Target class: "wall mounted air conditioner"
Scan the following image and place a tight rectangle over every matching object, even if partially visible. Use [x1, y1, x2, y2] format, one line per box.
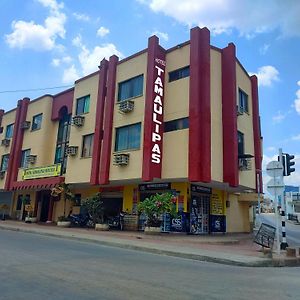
[113, 153, 130, 166]
[72, 115, 85, 127]
[66, 146, 78, 156]
[21, 121, 31, 129]
[26, 155, 37, 164]
[1, 139, 10, 147]
[119, 100, 134, 113]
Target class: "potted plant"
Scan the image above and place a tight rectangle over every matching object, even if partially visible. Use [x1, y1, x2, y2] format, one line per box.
[83, 193, 108, 231]
[138, 193, 177, 234]
[51, 183, 75, 216]
[57, 215, 71, 227]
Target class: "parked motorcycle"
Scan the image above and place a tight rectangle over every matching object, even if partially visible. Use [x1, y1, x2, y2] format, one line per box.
[68, 213, 94, 228]
[108, 212, 124, 230]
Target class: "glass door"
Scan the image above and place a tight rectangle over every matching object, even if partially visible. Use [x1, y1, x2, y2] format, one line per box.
[190, 194, 210, 234]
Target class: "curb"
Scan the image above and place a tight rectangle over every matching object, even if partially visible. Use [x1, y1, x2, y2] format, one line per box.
[0, 224, 287, 268]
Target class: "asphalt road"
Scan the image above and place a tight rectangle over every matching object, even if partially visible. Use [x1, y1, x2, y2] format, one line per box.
[0, 230, 299, 300]
[257, 213, 300, 245]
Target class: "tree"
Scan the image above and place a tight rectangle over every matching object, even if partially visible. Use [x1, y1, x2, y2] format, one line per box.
[82, 193, 105, 224]
[138, 193, 177, 227]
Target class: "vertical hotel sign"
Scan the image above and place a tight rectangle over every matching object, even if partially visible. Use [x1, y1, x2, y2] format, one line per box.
[142, 36, 166, 181]
[151, 57, 165, 164]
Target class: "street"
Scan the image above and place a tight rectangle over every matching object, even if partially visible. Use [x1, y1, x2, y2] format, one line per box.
[257, 213, 300, 245]
[0, 230, 299, 300]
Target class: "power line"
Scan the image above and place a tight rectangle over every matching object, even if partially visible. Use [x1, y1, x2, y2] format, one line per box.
[0, 85, 73, 94]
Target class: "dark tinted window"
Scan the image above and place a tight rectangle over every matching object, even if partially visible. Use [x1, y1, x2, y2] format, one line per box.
[169, 66, 190, 82]
[239, 89, 249, 113]
[238, 131, 244, 156]
[164, 118, 189, 132]
[115, 123, 141, 151]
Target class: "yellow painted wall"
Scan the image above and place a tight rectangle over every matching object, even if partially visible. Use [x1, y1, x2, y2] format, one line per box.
[171, 182, 188, 212]
[210, 49, 223, 182]
[17, 96, 58, 181]
[65, 73, 99, 184]
[236, 63, 256, 190]
[123, 184, 138, 212]
[109, 53, 147, 181]
[162, 130, 188, 179]
[0, 109, 16, 189]
[164, 45, 190, 121]
[226, 193, 250, 232]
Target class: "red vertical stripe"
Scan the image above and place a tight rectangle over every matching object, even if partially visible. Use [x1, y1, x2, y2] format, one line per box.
[4, 100, 23, 190]
[142, 36, 166, 181]
[90, 58, 109, 185]
[99, 55, 118, 185]
[188, 27, 211, 183]
[9, 98, 30, 189]
[251, 75, 263, 193]
[222, 43, 238, 187]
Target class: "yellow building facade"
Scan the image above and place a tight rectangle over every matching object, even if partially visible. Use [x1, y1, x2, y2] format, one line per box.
[0, 27, 262, 233]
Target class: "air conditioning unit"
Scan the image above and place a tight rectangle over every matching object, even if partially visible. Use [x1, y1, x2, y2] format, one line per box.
[119, 100, 134, 113]
[113, 153, 130, 166]
[26, 155, 37, 164]
[21, 121, 31, 129]
[236, 105, 244, 116]
[72, 115, 85, 127]
[1, 139, 10, 147]
[0, 170, 5, 179]
[66, 146, 78, 156]
[238, 158, 252, 171]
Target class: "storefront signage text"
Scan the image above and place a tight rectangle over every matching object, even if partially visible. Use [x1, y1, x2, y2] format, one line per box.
[139, 182, 171, 191]
[22, 163, 62, 180]
[191, 184, 212, 194]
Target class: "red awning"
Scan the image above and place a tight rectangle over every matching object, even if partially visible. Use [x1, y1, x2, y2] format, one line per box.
[10, 177, 64, 191]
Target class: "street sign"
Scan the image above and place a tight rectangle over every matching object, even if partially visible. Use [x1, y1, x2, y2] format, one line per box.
[267, 178, 284, 196]
[266, 161, 283, 177]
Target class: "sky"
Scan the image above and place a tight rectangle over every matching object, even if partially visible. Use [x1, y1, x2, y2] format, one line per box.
[0, 0, 299, 191]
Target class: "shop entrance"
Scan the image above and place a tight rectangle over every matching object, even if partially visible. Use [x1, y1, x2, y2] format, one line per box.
[190, 194, 210, 234]
[102, 197, 123, 219]
[39, 191, 51, 222]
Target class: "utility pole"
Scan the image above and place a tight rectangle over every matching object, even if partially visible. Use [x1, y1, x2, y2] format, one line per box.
[279, 149, 288, 250]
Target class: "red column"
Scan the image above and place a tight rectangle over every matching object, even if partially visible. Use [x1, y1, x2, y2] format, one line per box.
[90, 58, 109, 185]
[222, 43, 239, 187]
[188, 27, 211, 183]
[251, 75, 263, 193]
[99, 55, 119, 185]
[9, 98, 30, 189]
[142, 36, 166, 181]
[5, 100, 23, 190]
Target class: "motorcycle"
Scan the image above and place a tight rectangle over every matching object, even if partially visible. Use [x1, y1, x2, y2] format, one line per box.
[108, 212, 125, 230]
[68, 212, 94, 228]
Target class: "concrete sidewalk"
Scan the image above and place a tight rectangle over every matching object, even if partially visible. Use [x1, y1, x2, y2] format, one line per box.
[0, 220, 299, 267]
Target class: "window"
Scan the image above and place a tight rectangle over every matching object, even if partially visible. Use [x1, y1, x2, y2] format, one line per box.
[81, 134, 94, 158]
[32, 113, 43, 131]
[164, 118, 189, 132]
[0, 154, 9, 171]
[5, 124, 14, 139]
[20, 149, 31, 169]
[115, 123, 141, 151]
[239, 89, 249, 113]
[118, 75, 143, 101]
[237, 131, 245, 157]
[76, 95, 90, 115]
[169, 66, 190, 82]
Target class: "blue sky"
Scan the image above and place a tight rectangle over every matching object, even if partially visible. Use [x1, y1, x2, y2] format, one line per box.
[0, 0, 299, 189]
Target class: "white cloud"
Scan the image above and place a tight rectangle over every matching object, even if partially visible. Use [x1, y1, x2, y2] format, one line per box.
[292, 134, 300, 141]
[250, 66, 279, 87]
[73, 12, 90, 22]
[272, 111, 286, 124]
[294, 81, 300, 115]
[51, 55, 72, 67]
[5, 0, 66, 51]
[152, 31, 169, 41]
[97, 26, 110, 37]
[62, 65, 79, 84]
[72, 34, 83, 47]
[139, 0, 300, 37]
[259, 44, 270, 55]
[266, 146, 276, 152]
[78, 44, 123, 75]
